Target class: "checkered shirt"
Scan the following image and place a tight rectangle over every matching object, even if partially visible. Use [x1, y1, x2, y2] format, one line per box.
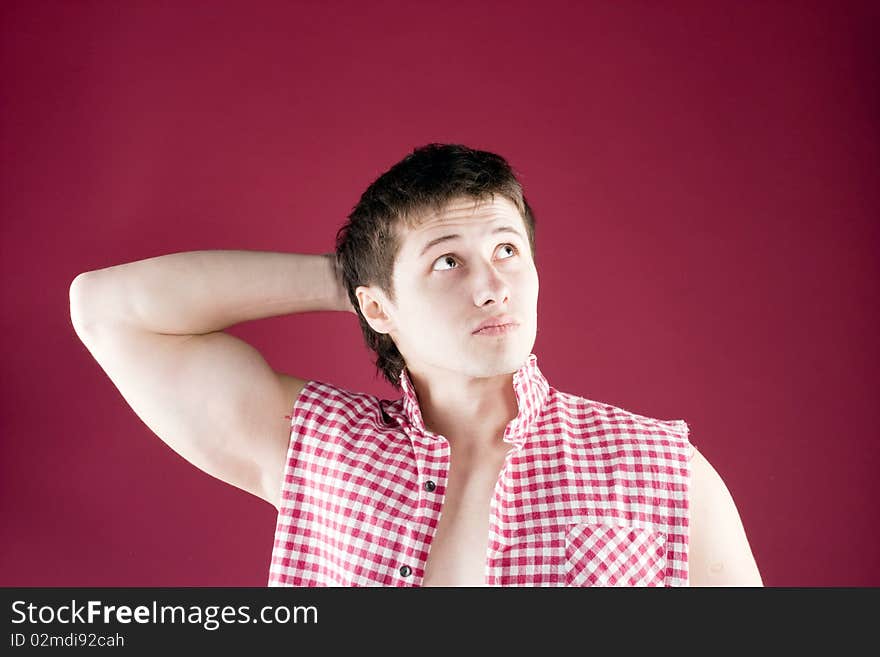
[268, 353, 693, 586]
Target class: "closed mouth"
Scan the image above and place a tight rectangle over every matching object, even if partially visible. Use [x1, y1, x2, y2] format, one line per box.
[473, 322, 518, 334]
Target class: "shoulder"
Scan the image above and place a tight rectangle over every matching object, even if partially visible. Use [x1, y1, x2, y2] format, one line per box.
[558, 392, 693, 453]
[688, 448, 764, 586]
[573, 393, 687, 433]
[286, 378, 378, 418]
[284, 378, 400, 442]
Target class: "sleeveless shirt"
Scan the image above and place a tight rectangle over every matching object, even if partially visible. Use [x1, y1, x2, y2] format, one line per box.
[268, 353, 693, 586]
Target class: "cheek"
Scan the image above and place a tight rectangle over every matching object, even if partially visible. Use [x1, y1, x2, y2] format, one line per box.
[512, 268, 538, 293]
[526, 267, 539, 291]
[409, 295, 459, 332]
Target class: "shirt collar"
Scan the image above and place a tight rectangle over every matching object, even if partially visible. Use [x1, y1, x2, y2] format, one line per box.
[395, 352, 550, 447]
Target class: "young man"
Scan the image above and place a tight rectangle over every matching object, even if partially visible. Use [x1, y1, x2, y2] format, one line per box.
[69, 143, 763, 587]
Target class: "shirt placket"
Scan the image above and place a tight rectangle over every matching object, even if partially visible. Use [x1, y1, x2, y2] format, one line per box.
[395, 432, 450, 587]
[484, 433, 525, 586]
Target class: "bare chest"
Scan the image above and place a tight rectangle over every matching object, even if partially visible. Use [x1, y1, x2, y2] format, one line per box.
[421, 446, 512, 587]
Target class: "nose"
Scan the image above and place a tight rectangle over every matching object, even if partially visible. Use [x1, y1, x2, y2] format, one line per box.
[472, 262, 511, 307]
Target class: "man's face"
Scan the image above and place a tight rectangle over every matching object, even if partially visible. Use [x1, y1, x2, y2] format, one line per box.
[356, 195, 539, 382]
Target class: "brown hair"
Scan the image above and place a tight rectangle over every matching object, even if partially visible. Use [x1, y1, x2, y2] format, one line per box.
[334, 143, 537, 390]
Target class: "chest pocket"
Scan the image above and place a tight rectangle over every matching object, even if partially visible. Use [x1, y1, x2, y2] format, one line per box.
[563, 522, 667, 587]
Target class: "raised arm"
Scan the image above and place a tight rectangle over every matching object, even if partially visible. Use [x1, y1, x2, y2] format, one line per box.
[69, 250, 355, 510]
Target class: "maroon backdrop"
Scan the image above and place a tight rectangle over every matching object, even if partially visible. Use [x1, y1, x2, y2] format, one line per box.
[1, 1, 877, 586]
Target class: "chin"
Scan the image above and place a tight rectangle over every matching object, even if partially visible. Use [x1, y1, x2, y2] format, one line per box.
[470, 347, 528, 375]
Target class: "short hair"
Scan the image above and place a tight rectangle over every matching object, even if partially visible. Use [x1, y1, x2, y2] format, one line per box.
[334, 143, 538, 390]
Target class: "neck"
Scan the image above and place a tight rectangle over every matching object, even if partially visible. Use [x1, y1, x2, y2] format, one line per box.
[407, 366, 520, 451]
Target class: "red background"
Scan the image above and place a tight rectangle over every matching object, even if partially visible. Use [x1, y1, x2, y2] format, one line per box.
[2, 1, 877, 586]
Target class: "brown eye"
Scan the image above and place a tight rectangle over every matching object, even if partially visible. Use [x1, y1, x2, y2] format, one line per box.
[431, 244, 519, 271]
[433, 255, 459, 271]
[499, 244, 518, 258]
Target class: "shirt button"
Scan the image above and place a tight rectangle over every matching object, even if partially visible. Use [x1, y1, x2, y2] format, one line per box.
[423, 480, 436, 492]
[399, 565, 412, 577]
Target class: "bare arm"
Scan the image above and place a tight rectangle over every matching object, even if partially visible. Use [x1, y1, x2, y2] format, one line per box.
[69, 250, 356, 510]
[688, 448, 764, 586]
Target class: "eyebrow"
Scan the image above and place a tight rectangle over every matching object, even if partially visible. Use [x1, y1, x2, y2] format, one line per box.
[418, 225, 526, 258]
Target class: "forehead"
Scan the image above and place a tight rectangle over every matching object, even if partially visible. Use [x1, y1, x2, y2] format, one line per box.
[397, 195, 525, 249]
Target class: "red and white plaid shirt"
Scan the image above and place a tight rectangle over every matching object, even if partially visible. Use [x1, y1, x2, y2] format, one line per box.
[268, 353, 693, 586]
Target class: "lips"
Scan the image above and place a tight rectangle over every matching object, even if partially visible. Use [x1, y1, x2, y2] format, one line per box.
[472, 315, 518, 334]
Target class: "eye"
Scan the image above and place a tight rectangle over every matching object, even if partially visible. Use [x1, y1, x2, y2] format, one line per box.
[498, 244, 518, 259]
[431, 243, 519, 272]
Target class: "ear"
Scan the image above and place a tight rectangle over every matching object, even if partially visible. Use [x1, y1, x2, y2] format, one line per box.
[355, 284, 396, 335]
